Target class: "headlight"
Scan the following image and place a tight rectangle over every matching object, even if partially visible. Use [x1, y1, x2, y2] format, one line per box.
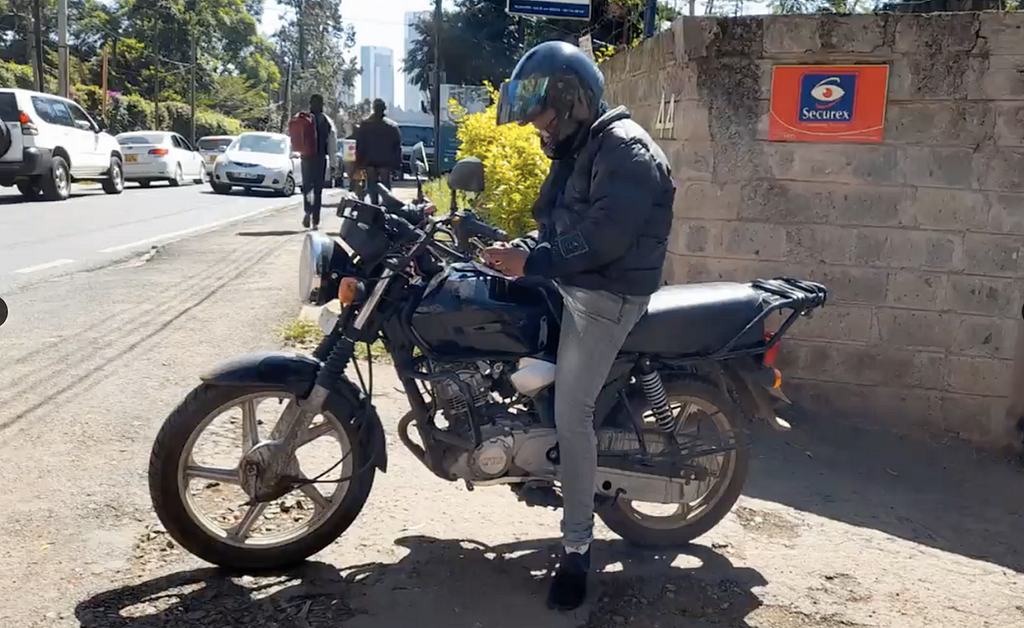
[299, 231, 352, 306]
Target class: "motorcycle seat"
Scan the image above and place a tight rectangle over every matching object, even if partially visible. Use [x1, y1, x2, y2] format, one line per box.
[622, 282, 767, 357]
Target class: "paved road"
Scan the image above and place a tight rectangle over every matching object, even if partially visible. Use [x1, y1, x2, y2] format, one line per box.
[0, 180, 332, 292]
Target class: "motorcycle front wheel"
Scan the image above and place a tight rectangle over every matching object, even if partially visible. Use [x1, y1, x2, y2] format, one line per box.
[597, 377, 750, 547]
[148, 384, 375, 571]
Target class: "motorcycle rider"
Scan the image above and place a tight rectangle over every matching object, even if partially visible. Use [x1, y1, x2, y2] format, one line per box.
[483, 41, 675, 611]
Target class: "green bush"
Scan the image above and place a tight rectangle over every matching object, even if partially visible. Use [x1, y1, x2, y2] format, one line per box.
[0, 62, 36, 89]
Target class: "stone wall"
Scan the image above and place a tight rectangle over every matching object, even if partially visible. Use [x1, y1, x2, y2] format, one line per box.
[601, 12, 1024, 448]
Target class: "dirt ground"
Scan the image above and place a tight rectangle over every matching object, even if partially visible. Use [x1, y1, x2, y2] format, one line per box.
[1, 199, 1023, 628]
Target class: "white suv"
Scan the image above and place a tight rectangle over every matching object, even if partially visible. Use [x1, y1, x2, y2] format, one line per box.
[0, 88, 125, 201]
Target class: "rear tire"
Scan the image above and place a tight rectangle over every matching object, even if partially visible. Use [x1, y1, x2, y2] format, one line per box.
[148, 383, 376, 572]
[194, 168, 206, 184]
[40, 155, 71, 201]
[169, 163, 184, 187]
[596, 378, 749, 548]
[17, 179, 40, 198]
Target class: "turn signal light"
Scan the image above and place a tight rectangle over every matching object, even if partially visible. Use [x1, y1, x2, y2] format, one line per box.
[338, 277, 361, 305]
[148, 148, 169, 156]
[763, 331, 780, 366]
[773, 368, 782, 389]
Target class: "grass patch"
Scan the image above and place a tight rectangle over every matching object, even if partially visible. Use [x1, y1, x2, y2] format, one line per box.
[277, 315, 391, 362]
[278, 318, 323, 348]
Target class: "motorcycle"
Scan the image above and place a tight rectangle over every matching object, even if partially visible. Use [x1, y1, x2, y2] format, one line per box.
[147, 145, 828, 571]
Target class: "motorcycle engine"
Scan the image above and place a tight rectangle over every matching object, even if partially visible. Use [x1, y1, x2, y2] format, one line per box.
[429, 361, 557, 482]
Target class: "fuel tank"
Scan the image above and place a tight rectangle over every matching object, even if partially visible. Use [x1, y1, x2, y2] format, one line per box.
[410, 264, 556, 358]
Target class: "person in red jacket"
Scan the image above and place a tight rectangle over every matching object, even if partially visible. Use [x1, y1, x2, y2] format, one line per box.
[301, 94, 335, 229]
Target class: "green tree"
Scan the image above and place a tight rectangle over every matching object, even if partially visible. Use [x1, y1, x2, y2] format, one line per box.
[273, 0, 358, 120]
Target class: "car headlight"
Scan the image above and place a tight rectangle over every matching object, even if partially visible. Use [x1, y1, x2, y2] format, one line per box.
[299, 231, 353, 306]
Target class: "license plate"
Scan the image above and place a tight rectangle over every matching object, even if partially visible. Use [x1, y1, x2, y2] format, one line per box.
[125, 154, 137, 163]
[231, 171, 259, 180]
[206, 155, 217, 163]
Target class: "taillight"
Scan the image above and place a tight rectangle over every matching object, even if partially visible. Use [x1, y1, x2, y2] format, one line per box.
[763, 331, 780, 366]
[149, 148, 169, 156]
[19, 111, 38, 135]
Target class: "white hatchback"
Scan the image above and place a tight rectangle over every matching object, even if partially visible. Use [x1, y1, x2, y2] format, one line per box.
[116, 131, 206, 187]
[210, 132, 301, 197]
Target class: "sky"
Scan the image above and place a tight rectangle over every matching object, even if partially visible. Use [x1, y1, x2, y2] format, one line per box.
[260, 0, 441, 109]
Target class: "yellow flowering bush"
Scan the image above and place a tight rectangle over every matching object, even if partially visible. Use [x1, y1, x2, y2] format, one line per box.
[448, 82, 549, 237]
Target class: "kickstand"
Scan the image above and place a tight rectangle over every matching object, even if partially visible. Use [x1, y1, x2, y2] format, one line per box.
[618, 390, 648, 455]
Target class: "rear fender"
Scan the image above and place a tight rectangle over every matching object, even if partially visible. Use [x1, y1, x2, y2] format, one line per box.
[200, 351, 388, 472]
[718, 360, 793, 432]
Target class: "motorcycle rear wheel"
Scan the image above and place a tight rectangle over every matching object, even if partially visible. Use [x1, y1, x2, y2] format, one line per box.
[597, 377, 749, 547]
[148, 383, 375, 572]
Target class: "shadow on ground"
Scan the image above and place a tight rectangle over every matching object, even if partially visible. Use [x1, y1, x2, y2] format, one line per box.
[75, 537, 769, 628]
[746, 406, 1024, 574]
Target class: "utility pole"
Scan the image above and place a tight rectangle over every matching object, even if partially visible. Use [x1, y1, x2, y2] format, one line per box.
[297, 0, 306, 70]
[57, 0, 69, 97]
[153, 21, 161, 129]
[689, 0, 696, 15]
[283, 60, 293, 127]
[31, 0, 44, 92]
[101, 47, 109, 121]
[190, 32, 197, 145]
[644, 0, 657, 38]
[431, 0, 441, 177]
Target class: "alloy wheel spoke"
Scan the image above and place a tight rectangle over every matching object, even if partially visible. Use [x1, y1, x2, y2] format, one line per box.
[186, 464, 239, 485]
[299, 483, 331, 512]
[241, 399, 260, 452]
[296, 421, 334, 449]
[229, 502, 267, 541]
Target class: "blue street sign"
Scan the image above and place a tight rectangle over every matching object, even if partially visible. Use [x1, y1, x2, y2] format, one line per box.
[507, 0, 591, 20]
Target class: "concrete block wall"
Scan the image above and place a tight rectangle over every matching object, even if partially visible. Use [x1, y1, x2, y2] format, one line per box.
[602, 12, 1024, 448]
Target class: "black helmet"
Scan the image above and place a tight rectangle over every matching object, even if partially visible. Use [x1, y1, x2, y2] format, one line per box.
[497, 40, 605, 159]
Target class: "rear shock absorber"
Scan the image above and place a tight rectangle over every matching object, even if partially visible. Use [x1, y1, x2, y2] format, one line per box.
[637, 358, 675, 433]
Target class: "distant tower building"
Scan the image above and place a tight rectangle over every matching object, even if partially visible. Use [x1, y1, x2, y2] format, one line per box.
[403, 11, 430, 112]
[359, 45, 395, 108]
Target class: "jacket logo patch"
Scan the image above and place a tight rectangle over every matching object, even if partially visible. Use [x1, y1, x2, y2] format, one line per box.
[556, 230, 589, 259]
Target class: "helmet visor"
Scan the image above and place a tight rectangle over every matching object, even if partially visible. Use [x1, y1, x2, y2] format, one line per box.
[496, 78, 549, 126]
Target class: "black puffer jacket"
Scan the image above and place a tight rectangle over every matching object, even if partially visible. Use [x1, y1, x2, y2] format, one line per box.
[516, 106, 675, 296]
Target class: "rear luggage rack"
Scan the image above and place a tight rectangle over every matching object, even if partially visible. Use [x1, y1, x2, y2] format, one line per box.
[660, 277, 827, 365]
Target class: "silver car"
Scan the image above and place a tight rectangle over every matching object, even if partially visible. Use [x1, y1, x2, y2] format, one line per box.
[196, 135, 237, 174]
[209, 132, 301, 196]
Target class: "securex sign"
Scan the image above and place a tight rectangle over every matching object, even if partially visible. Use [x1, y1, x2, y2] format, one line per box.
[769, 65, 889, 144]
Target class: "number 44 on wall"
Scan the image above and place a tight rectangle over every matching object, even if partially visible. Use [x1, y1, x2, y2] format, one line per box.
[654, 91, 675, 140]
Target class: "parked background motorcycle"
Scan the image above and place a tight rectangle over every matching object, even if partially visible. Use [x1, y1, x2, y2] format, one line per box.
[147, 144, 828, 571]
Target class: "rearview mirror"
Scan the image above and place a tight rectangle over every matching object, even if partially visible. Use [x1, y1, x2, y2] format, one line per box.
[411, 141, 428, 175]
[447, 157, 485, 193]
[74, 119, 92, 131]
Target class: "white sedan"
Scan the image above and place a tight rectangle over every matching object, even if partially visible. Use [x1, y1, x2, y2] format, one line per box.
[116, 131, 206, 187]
[210, 132, 300, 197]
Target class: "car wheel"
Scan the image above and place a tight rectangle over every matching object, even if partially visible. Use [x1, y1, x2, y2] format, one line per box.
[41, 155, 71, 201]
[102, 156, 125, 195]
[169, 163, 184, 187]
[17, 179, 40, 198]
[139, 180, 151, 188]
[211, 182, 231, 195]
[278, 173, 295, 197]
[193, 167, 206, 185]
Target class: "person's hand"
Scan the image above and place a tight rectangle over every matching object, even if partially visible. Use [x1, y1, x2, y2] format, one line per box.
[483, 246, 528, 277]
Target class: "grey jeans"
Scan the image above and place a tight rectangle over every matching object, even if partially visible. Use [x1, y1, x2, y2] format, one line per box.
[555, 284, 649, 547]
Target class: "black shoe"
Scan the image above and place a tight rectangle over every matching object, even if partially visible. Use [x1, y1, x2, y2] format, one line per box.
[302, 213, 311, 229]
[547, 548, 590, 611]
[311, 222, 319, 230]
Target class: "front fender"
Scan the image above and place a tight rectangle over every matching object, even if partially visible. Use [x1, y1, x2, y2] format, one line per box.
[200, 351, 388, 472]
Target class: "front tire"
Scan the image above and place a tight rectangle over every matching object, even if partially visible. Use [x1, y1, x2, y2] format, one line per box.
[596, 378, 749, 547]
[148, 383, 376, 571]
[102, 156, 125, 195]
[211, 182, 231, 195]
[278, 173, 295, 197]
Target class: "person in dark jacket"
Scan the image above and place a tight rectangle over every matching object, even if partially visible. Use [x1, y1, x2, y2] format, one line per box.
[301, 94, 335, 229]
[483, 40, 675, 612]
[355, 98, 402, 205]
